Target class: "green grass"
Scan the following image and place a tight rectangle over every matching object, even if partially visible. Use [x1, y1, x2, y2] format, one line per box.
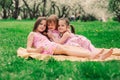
[0, 20, 120, 80]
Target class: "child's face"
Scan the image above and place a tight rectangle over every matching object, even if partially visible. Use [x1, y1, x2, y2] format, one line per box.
[58, 20, 68, 33]
[37, 20, 46, 32]
[47, 22, 56, 30]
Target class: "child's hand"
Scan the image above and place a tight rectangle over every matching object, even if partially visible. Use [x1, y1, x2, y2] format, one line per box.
[67, 29, 71, 33]
[47, 31, 53, 38]
[36, 46, 44, 53]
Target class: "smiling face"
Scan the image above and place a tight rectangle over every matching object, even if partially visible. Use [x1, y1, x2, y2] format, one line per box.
[36, 20, 46, 32]
[58, 20, 68, 33]
[47, 21, 56, 30]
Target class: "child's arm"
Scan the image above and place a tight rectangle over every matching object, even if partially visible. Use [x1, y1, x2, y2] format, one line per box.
[26, 32, 43, 53]
[54, 32, 70, 44]
[47, 31, 54, 41]
[47, 31, 60, 42]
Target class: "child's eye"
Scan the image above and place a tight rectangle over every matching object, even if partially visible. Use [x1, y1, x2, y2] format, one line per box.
[39, 23, 42, 25]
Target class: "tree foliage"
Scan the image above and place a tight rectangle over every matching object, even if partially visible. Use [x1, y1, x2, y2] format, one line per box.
[22, 0, 42, 19]
[0, 0, 13, 19]
[0, 0, 117, 21]
[109, 0, 120, 22]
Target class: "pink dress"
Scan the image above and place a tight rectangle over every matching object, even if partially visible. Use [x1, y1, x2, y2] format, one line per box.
[48, 30, 60, 41]
[63, 33, 97, 52]
[48, 30, 97, 52]
[33, 32, 57, 54]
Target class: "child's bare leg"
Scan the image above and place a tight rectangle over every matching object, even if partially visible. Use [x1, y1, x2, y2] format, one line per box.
[54, 45, 91, 58]
[27, 46, 44, 53]
[99, 48, 113, 60]
[90, 48, 104, 59]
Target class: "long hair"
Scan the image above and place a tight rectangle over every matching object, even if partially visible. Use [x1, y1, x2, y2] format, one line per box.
[59, 18, 75, 34]
[33, 17, 48, 33]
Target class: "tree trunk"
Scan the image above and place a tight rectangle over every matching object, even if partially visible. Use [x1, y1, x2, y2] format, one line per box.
[12, 0, 20, 19]
[42, 0, 47, 16]
[3, 9, 7, 19]
[55, 5, 60, 18]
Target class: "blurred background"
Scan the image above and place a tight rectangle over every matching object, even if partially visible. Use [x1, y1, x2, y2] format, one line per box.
[0, 0, 120, 22]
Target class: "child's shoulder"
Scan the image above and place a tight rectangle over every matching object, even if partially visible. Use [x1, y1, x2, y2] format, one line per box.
[29, 32, 35, 35]
[28, 32, 37, 36]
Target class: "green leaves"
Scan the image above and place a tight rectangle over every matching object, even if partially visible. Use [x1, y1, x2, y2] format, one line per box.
[0, 0, 13, 8]
[109, 0, 120, 21]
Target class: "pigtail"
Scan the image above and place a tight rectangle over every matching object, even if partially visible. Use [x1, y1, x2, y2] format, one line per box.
[70, 25, 75, 34]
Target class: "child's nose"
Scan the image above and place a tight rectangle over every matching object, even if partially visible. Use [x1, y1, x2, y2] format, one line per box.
[42, 25, 44, 27]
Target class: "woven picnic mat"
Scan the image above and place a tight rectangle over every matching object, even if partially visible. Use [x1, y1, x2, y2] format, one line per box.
[17, 47, 120, 61]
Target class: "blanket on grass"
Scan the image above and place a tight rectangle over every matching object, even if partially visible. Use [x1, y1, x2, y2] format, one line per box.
[17, 47, 120, 61]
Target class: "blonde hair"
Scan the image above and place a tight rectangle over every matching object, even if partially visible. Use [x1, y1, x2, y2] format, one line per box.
[47, 14, 58, 30]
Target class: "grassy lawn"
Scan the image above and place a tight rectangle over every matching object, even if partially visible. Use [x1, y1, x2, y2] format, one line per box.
[0, 20, 120, 80]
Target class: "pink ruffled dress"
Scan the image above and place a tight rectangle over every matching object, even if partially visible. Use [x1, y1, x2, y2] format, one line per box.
[48, 30, 97, 52]
[33, 32, 57, 54]
[63, 33, 97, 52]
[48, 30, 60, 41]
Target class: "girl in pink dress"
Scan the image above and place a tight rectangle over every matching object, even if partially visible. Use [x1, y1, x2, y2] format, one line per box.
[59, 18, 96, 52]
[47, 14, 60, 41]
[49, 18, 100, 53]
[27, 17, 112, 60]
[47, 15, 96, 53]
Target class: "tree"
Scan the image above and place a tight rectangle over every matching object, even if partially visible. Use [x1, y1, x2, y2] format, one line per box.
[47, 1, 60, 17]
[20, 7, 28, 19]
[59, 4, 71, 18]
[22, 0, 42, 19]
[49, 1, 58, 15]
[42, 0, 47, 16]
[109, 0, 120, 22]
[12, 0, 20, 19]
[0, 0, 13, 19]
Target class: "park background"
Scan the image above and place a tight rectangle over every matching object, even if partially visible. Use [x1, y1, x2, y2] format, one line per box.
[0, 0, 120, 80]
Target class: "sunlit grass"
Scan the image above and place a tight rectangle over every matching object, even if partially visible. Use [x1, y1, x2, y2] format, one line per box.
[0, 20, 120, 80]
[71, 21, 120, 48]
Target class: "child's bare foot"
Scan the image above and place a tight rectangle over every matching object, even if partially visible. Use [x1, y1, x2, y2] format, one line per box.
[90, 49, 104, 59]
[99, 48, 113, 60]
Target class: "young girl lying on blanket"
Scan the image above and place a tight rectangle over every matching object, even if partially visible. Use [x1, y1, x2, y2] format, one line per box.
[47, 15, 104, 55]
[26, 16, 112, 60]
